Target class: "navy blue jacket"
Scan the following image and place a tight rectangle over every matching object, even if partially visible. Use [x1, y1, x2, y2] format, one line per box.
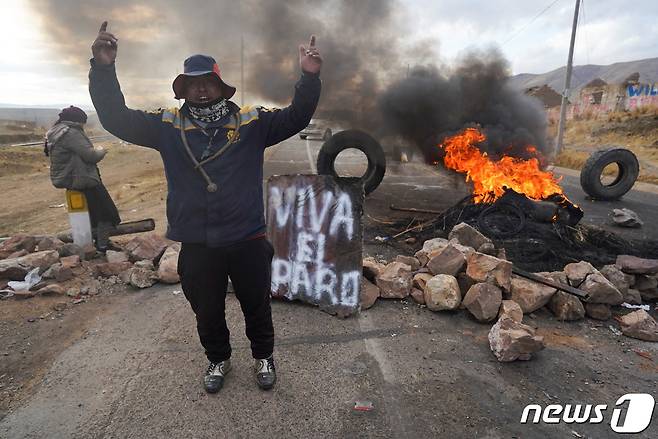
[88, 60, 321, 246]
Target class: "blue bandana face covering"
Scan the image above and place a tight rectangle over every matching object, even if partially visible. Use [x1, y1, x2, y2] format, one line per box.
[187, 98, 230, 123]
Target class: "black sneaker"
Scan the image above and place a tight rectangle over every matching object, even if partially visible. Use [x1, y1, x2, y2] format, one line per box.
[204, 359, 231, 393]
[254, 356, 276, 390]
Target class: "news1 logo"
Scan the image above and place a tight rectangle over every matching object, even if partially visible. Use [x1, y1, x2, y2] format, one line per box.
[520, 393, 655, 434]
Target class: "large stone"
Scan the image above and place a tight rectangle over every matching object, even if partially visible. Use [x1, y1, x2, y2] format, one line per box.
[36, 236, 65, 252]
[448, 222, 492, 251]
[499, 300, 523, 323]
[600, 264, 630, 295]
[0, 235, 37, 259]
[466, 252, 512, 291]
[488, 318, 545, 362]
[412, 273, 433, 291]
[585, 303, 611, 321]
[410, 288, 425, 305]
[93, 262, 133, 278]
[394, 255, 421, 271]
[157, 245, 181, 284]
[414, 238, 450, 266]
[60, 255, 80, 269]
[639, 287, 658, 302]
[124, 234, 171, 263]
[129, 268, 159, 289]
[462, 283, 502, 322]
[634, 274, 657, 292]
[581, 272, 623, 305]
[427, 245, 467, 276]
[360, 278, 380, 310]
[509, 275, 556, 313]
[7, 250, 28, 259]
[135, 260, 155, 271]
[548, 291, 585, 321]
[375, 262, 412, 299]
[362, 257, 385, 282]
[616, 255, 658, 275]
[564, 261, 596, 287]
[424, 274, 461, 311]
[623, 288, 643, 305]
[42, 263, 74, 282]
[618, 310, 658, 342]
[58, 243, 83, 258]
[611, 208, 643, 228]
[106, 250, 129, 264]
[0, 250, 60, 280]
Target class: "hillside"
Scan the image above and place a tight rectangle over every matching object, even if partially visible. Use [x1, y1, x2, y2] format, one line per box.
[509, 57, 658, 92]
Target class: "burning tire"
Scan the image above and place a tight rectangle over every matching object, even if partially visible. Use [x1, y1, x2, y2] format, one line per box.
[580, 148, 639, 200]
[317, 129, 386, 196]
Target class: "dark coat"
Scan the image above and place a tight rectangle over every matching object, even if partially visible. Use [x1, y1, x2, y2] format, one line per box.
[88, 60, 321, 246]
[46, 121, 104, 190]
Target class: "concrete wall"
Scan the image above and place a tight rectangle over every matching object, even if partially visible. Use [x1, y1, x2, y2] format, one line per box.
[545, 82, 658, 122]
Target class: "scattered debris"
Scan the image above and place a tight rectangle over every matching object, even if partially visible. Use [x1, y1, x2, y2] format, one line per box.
[360, 278, 380, 310]
[7, 267, 42, 291]
[621, 303, 650, 311]
[488, 317, 545, 362]
[462, 283, 502, 322]
[632, 348, 653, 361]
[617, 310, 658, 342]
[585, 303, 612, 321]
[611, 208, 643, 228]
[353, 401, 374, 412]
[424, 274, 461, 311]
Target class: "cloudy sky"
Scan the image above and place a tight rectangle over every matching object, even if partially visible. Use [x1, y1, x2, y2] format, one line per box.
[0, 0, 656, 108]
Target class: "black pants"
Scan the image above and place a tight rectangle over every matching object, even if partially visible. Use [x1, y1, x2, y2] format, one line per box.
[82, 183, 121, 228]
[177, 238, 275, 363]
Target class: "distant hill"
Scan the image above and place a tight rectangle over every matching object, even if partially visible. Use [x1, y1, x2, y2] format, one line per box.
[509, 57, 658, 93]
[0, 107, 99, 130]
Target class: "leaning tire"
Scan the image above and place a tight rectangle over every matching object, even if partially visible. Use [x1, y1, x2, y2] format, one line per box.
[317, 129, 386, 196]
[580, 148, 639, 200]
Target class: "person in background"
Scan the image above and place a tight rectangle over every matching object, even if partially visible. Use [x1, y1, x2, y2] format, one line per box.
[45, 105, 121, 251]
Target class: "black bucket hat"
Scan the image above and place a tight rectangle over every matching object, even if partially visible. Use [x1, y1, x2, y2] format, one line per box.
[172, 54, 236, 100]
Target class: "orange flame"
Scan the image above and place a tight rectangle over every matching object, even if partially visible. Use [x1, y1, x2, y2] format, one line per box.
[439, 128, 565, 204]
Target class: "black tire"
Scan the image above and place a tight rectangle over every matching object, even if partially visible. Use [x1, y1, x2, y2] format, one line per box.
[580, 148, 639, 200]
[322, 128, 333, 142]
[316, 129, 386, 196]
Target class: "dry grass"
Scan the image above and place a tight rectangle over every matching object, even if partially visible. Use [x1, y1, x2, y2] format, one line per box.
[551, 109, 658, 185]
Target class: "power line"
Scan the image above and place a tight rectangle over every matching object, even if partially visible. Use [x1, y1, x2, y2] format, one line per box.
[501, 0, 563, 47]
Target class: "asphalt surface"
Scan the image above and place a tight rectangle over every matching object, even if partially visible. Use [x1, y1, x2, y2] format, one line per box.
[1, 136, 657, 438]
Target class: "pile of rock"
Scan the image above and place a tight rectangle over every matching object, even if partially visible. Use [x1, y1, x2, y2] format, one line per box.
[0, 233, 182, 300]
[361, 222, 658, 361]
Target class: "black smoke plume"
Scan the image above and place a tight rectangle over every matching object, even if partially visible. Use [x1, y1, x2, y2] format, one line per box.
[28, 0, 551, 160]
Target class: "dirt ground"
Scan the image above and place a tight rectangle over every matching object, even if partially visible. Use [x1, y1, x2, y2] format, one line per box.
[0, 140, 168, 238]
[1, 135, 657, 437]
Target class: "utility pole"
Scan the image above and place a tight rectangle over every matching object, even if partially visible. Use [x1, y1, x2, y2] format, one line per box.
[241, 35, 245, 106]
[555, 0, 580, 155]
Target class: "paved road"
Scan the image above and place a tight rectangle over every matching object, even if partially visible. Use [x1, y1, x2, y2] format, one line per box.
[2, 137, 657, 438]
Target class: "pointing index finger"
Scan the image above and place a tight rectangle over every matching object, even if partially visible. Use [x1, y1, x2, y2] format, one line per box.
[99, 21, 108, 33]
[309, 35, 316, 48]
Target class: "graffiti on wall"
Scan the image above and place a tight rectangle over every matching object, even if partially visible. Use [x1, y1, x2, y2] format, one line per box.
[267, 175, 364, 316]
[627, 83, 658, 97]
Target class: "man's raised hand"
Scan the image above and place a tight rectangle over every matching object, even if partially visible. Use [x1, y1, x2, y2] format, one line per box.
[299, 35, 322, 74]
[92, 21, 118, 65]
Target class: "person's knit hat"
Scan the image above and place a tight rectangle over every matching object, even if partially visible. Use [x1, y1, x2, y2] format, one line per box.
[59, 106, 87, 124]
[172, 54, 236, 100]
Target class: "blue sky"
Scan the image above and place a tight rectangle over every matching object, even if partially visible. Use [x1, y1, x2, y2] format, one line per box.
[1, 0, 656, 107]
